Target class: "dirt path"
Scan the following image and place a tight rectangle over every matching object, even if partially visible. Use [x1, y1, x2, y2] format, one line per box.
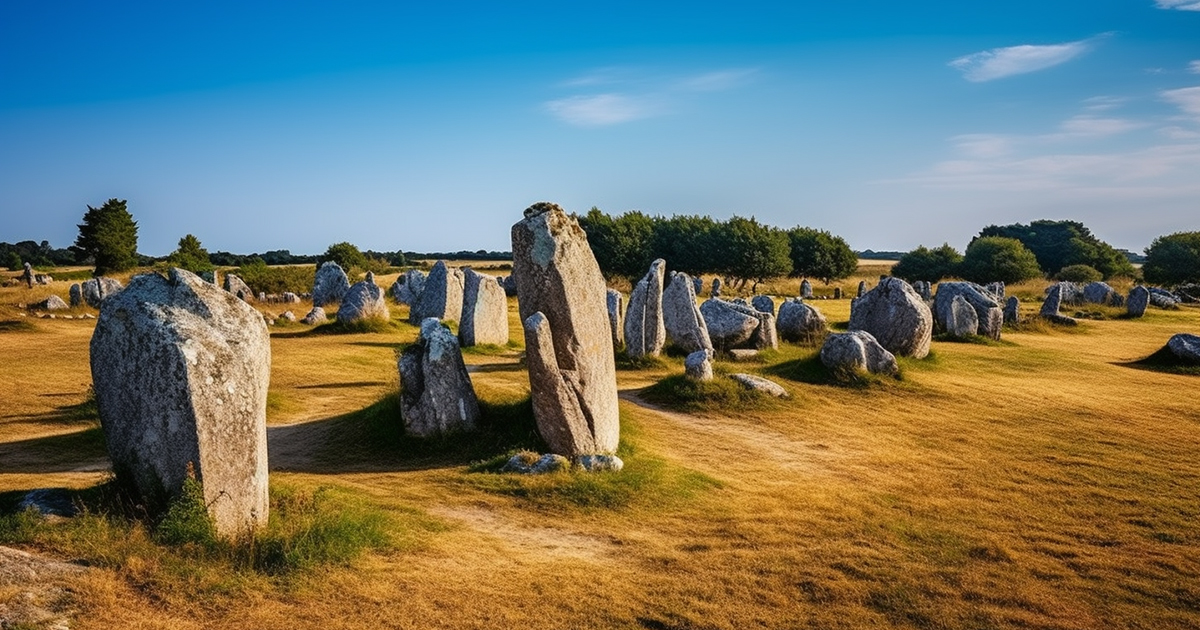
[0, 545, 85, 630]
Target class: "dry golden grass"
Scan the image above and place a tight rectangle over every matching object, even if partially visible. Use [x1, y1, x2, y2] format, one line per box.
[3, 268, 1200, 629]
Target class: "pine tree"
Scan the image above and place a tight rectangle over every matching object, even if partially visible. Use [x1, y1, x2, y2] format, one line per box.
[72, 198, 139, 275]
[167, 234, 214, 273]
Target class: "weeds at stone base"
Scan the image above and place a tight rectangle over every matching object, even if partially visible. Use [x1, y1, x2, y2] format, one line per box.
[310, 318, 396, 335]
[764, 352, 904, 390]
[640, 372, 781, 413]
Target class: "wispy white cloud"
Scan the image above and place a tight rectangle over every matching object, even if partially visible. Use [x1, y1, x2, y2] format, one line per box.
[1083, 95, 1127, 112]
[675, 69, 758, 92]
[560, 67, 628, 88]
[1053, 115, 1145, 139]
[543, 93, 660, 126]
[1159, 126, 1200, 140]
[1156, 0, 1200, 10]
[951, 134, 1015, 159]
[949, 37, 1100, 82]
[1162, 86, 1200, 120]
[1190, 60, 1200, 74]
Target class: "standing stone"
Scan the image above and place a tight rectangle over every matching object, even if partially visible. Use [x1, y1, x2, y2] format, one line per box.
[69, 283, 83, 307]
[409, 261, 464, 324]
[934, 281, 1003, 340]
[1004, 296, 1020, 324]
[684, 349, 714, 381]
[944, 295, 980, 337]
[81, 277, 124, 308]
[398, 318, 481, 436]
[848, 277, 932, 358]
[300, 306, 327, 325]
[751, 295, 776, 315]
[606, 289, 625, 348]
[1127, 286, 1150, 318]
[1082, 281, 1117, 306]
[22, 262, 33, 288]
[501, 275, 519, 297]
[1040, 283, 1078, 325]
[662, 272, 713, 354]
[833, 287, 843, 299]
[820, 330, 899, 376]
[912, 281, 932, 301]
[624, 259, 667, 358]
[223, 273, 255, 302]
[89, 268, 269, 537]
[391, 269, 427, 306]
[711, 278, 722, 298]
[693, 276, 704, 297]
[777, 298, 827, 343]
[511, 202, 619, 458]
[337, 278, 389, 324]
[857, 280, 867, 298]
[459, 269, 508, 346]
[312, 261, 350, 307]
[800, 279, 813, 299]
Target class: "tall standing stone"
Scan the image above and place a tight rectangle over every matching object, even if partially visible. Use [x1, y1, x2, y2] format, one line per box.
[833, 287, 842, 299]
[398, 318, 480, 436]
[944, 295, 979, 337]
[711, 278, 722, 298]
[409, 261, 464, 324]
[934, 282, 1003, 340]
[69, 283, 83, 307]
[1127, 286, 1150, 318]
[624, 259, 667, 358]
[511, 202, 619, 458]
[606, 289, 625, 348]
[857, 280, 867, 298]
[848, 277, 932, 358]
[1004, 296, 1020, 324]
[89, 268, 269, 538]
[459, 269, 509, 346]
[22, 262, 33, 288]
[693, 276, 704, 297]
[312, 261, 350, 307]
[800, 279, 813, 299]
[662, 272, 712, 354]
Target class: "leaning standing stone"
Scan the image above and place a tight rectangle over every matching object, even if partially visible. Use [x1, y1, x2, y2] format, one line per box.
[223, 273, 255, 302]
[1040, 282, 1078, 325]
[398, 318, 480, 436]
[1127, 286, 1150, 318]
[300, 306, 327, 325]
[624, 259, 667, 358]
[89, 268, 269, 538]
[459, 269, 508, 346]
[848, 277, 932, 358]
[312, 261, 350, 307]
[662, 271, 712, 354]
[409, 260, 464, 324]
[511, 202, 619, 459]
[606, 289, 625, 348]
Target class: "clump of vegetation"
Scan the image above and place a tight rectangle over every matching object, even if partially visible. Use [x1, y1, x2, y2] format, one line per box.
[957, 236, 1043, 284]
[1143, 231, 1200, 286]
[1055, 264, 1103, 283]
[235, 257, 316, 294]
[765, 350, 905, 389]
[166, 234, 214, 274]
[72, 198, 139, 275]
[312, 317, 395, 335]
[640, 372, 781, 412]
[976, 219, 1134, 279]
[615, 352, 672, 371]
[891, 243, 963, 283]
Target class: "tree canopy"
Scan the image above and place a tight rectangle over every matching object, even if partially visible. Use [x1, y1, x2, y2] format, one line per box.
[1143, 231, 1200, 286]
[958, 236, 1042, 284]
[786, 227, 857, 284]
[72, 198, 139, 276]
[891, 243, 963, 283]
[167, 234, 214, 274]
[716, 216, 792, 290]
[318, 242, 368, 272]
[975, 220, 1133, 279]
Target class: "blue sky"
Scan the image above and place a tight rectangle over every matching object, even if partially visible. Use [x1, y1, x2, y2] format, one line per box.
[1, 1, 1198, 256]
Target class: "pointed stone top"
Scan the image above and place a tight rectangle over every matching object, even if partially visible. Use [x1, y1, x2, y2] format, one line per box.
[524, 201, 564, 218]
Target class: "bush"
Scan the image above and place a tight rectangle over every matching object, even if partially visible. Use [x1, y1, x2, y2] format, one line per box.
[1143, 231, 1200, 286]
[891, 243, 963, 283]
[958, 237, 1042, 284]
[166, 234, 214, 274]
[976, 219, 1134, 278]
[1055, 264, 1102, 283]
[154, 472, 218, 548]
[235, 259, 316, 295]
[786, 227, 857, 284]
[5, 251, 22, 271]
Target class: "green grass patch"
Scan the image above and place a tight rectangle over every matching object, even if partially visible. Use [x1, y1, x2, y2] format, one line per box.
[460, 341, 521, 356]
[764, 350, 904, 389]
[0, 319, 37, 333]
[310, 317, 395, 335]
[47, 269, 98, 282]
[1123, 345, 1200, 376]
[615, 352, 672, 371]
[640, 372, 782, 413]
[932, 333, 1015, 347]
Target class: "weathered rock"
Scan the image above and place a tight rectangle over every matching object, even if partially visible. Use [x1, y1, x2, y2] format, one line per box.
[624, 259, 667, 358]
[1082, 281, 1117, 306]
[502, 452, 570, 474]
[1166, 333, 1200, 364]
[848, 277, 932, 358]
[398, 318, 480, 436]
[577, 454, 624, 472]
[312, 261, 350, 307]
[1148, 287, 1180, 309]
[1045, 281, 1084, 306]
[278, 310, 296, 322]
[606, 289, 625, 347]
[729, 373, 788, 398]
[1039, 283, 1078, 325]
[1004, 296, 1020, 324]
[693, 276, 704, 296]
[944, 295, 979, 337]
[21, 262, 34, 288]
[934, 281, 1003, 340]
[685, 349, 714, 381]
[391, 269, 427, 305]
[776, 298, 827, 343]
[819, 330, 899, 376]
[89, 268, 270, 537]
[800, 279, 813, 299]
[711, 278, 722, 297]
[511, 202, 619, 458]
[459, 269, 508, 346]
[751, 295, 776, 315]
[912, 281, 932, 301]
[223, 273, 255, 302]
[281, 292, 300, 303]
[985, 282, 1005, 300]
[69, 283, 83, 306]
[300, 306, 327, 325]
[857, 280, 867, 298]
[1127, 286, 1150, 317]
[31, 295, 68, 311]
[662, 272, 712, 354]
[409, 261, 464, 324]
[501, 274, 519, 297]
[257, 292, 267, 302]
[337, 278, 389, 323]
[700, 298, 759, 350]
[80, 277, 124, 308]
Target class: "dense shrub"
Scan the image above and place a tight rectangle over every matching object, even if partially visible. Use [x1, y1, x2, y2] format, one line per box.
[236, 259, 316, 295]
[1055, 264, 1102, 283]
[975, 220, 1134, 278]
[1143, 231, 1200, 286]
[786, 227, 857, 284]
[891, 243, 963, 283]
[958, 237, 1042, 284]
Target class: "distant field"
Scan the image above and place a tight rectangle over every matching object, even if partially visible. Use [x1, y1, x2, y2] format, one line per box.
[1, 263, 1198, 629]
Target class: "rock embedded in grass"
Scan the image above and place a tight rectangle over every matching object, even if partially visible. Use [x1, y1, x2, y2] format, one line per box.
[848, 277, 932, 358]
[300, 306, 327, 325]
[934, 282, 1001, 340]
[89, 267, 270, 538]
[625, 259, 667, 358]
[511, 202, 620, 459]
[409, 260, 464, 324]
[700, 298, 777, 351]
[1166, 333, 1200, 364]
[820, 330, 899, 377]
[337, 277, 389, 324]
[685, 349, 714, 381]
[1127, 286, 1150, 318]
[729, 373, 788, 398]
[663, 271, 712, 355]
[459, 269, 508, 347]
[1082, 281, 1120, 306]
[777, 298, 827, 344]
[398, 318, 480, 436]
[30, 295, 68, 311]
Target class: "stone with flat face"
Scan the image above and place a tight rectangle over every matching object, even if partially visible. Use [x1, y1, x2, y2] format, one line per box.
[934, 281, 1002, 340]
[337, 278, 389, 323]
[1127, 286, 1149, 317]
[80, 277, 124, 308]
[848, 277, 932, 358]
[820, 330, 898, 376]
[800, 279, 813, 299]
[409, 261, 464, 324]
[89, 268, 270, 538]
[662, 271, 712, 354]
[399, 318, 480, 436]
[1167, 333, 1200, 364]
[223, 273, 255, 303]
[685, 349, 714, 381]
[511, 202, 619, 457]
[1004, 296, 1020, 324]
[606, 289, 625, 347]
[459, 269, 508, 346]
[624, 259, 667, 358]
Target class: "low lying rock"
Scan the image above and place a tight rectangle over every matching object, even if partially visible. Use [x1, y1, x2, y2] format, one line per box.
[30, 295, 68, 311]
[820, 330, 898, 376]
[685, 349, 714, 381]
[502, 452, 571, 474]
[729, 373, 788, 398]
[777, 299, 826, 343]
[1167, 333, 1200, 364]
[300, 307, 327, 325]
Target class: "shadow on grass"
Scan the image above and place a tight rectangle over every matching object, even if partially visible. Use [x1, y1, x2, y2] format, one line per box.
[0, 426, 107, 474]
[271, 318, 403, 338]
[1117, 345, 1200, 377]
[1, 389, 98, 425]
[294, 380, 390, 390]
[0, 319, 37, 333]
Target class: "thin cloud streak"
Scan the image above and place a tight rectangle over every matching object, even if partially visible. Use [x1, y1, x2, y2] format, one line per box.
[949, 37, 1098, 82]
[675, 69, 759, 92]
[543, 93, 659, 126]
[545, 67, 758, 127]
[1190, 60, 1200, 74]
[1155, 0, 1200, 10]
[1162, 86, 1200, 120]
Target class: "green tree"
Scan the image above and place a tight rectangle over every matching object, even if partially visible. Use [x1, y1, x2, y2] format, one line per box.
[891, 243, 963, 282]
[577, 208, 656, 279]
[786, 227, 857, 284]
[72, 198, 139, 275]
[957, 237, 1042, 284]
[713, 216, 792, 291]
[1055, 264, 1102, 283]
[5, 251, 21, 271]
[976, 220, 1134, 278]
[649, 214, 721, 277]
[167, 234, 214, 274]
[318, 242, 367, 272]
[1143, 231, 1200, 286]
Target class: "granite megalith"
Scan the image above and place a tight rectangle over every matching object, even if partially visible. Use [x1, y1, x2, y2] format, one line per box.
[820, 330, 899, 376]
[398, 318, 481, 436]
[624, 259, 667, 358]
[776, 298, 827, 343]
[459, 269, 508, 346]
[606, 289, 625, 348]
[662, 271, 712, 354]
[848, 277, 932, 358]
[934, 281, 1003, 340]
[337, 277, 390, 324]
[391, 269, 426, 306]
[409, 261, 464, 324]
[312, 261, 350, 307]
[222, 273, 255, 302]
[1127, 286, 1150, 318]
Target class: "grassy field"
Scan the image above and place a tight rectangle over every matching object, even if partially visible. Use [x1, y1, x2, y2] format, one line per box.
[1, 265, 1199, 629]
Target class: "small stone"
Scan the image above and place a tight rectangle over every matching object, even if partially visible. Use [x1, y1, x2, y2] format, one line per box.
[1004, 296, 1020, 324]
[31, 295, 68, 311]
[575, 454, 624, 472]
[820, 330, 899, 376]
[300, 307, 327, 325]
[729, 373, 788, 397]
[1127, 286, 1150, 317]
[800, 279, 813, 299]
[685, 349, 714, 381]
[279, 310, 296, 322]
[607, 288, 625, 347]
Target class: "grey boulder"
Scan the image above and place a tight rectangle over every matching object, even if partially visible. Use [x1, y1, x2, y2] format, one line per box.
[1082, 281, 1117, 306]
[409, 261, 464, 324]
[1166, 333, 1200, 364]
[312, 261, 350, 307]
[819, 330, 898, 376]
[337, 278, 389, 324]
[459, 269, 508, 346]
[848, 277, 932, 358]
[80, 277, 124, 308]
[31, 295, 68, 311]
[391, 269, 426, 305]
[1127, 286, 1150, 317]
[729, 373, 788, 398]
[776, 298, 827, 344]
[685, 349, 714, 381]
[662, 271, 712, 354]
[223, 273, 255, 303]
[800, 279, 813, 299]
[751, 295, 775, 315]
[624, 259, 667, 358]
[398, 318, 480, 436]
[300, 306, 327, 325]
[934, 281, 1002, 340]
[1004, 296, 1020, 324]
